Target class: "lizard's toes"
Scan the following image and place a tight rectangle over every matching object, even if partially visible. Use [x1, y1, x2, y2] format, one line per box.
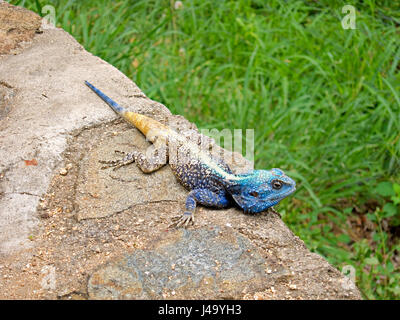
[99, 155, 134, 170]
[169, 212, 194, 229]
[99, 160, 119, 169]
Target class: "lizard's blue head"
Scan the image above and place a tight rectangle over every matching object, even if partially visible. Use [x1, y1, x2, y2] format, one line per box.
[226, 168, 296, 213]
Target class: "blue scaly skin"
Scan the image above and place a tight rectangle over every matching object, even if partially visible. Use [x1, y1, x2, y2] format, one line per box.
[85, 81, 296, 227]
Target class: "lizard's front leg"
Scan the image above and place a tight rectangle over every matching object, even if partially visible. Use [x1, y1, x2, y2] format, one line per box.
[170, 189, 230, 228]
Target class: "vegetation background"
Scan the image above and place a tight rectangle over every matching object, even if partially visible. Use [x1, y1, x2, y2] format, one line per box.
[10, 0, 400, 299]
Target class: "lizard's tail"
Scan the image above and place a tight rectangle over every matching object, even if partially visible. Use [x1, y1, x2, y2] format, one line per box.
[85, 81, 169, 137]
[85, 80, 125, 114]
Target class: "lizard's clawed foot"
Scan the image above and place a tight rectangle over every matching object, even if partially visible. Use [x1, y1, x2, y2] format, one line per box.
[169, 212, 195, 228]
[99, 150, 135, 170]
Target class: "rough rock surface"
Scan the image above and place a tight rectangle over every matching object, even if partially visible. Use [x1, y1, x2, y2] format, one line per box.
[88, 227, 269, 299]
[0, 3, 361, 299]
[0, 2, 41, 55]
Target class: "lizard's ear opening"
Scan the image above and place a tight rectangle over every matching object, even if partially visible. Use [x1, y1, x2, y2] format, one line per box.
[226, 184, 246, 209]
[231, 194, 246, 209]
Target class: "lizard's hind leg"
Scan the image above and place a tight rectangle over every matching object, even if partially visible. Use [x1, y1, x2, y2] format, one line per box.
[99, 150, 135, 170]
[99, 143, 168, 173]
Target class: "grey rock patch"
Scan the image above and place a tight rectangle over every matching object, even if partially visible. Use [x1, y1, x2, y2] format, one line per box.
[0, 81, 17, 120]
[88, 227, 270, 299]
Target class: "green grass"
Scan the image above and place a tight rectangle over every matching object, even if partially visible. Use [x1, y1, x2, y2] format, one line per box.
[10, 0, 400, 299]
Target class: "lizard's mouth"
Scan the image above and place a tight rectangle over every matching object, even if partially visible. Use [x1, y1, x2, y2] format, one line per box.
[269, 187, 296, 202]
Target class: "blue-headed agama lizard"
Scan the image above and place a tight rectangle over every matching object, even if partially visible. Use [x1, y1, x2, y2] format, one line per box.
[85, 81, 296, 227]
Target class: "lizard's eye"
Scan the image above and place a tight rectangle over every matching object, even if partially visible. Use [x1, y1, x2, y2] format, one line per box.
[271, 180, 283, 190]
[249, 191, 259, 197]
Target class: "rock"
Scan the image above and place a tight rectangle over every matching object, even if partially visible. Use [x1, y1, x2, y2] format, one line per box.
[73, 128, 187, 221]
[0, 3, 361, 299]
[0, 1, 150, 254]
[88, 226, 360, 300]
[88, 227, 270, 299]
[0, 2, 42, 55]
[59, 168, 68, 176]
